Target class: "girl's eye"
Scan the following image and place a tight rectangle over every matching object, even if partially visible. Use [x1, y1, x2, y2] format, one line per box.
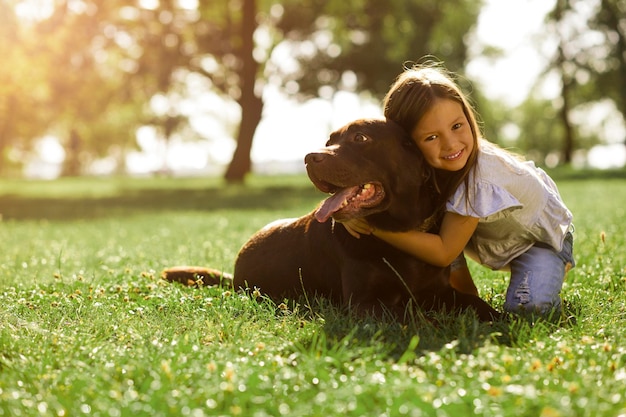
[452, 122, 462, 130]
[424, 134, 437, 142]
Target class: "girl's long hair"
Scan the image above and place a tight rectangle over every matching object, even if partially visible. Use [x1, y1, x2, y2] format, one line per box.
[383, 62, 481, 211]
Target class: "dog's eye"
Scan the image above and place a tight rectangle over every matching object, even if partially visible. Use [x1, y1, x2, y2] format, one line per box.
[353, 133, 368, 143]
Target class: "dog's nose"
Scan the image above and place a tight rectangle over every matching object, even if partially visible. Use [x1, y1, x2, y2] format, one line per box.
[305, 145, 338, 164]
[304, 152, 327, 164]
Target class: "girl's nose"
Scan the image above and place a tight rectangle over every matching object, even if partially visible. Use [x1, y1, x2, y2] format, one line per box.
[439, 134, 454, 150]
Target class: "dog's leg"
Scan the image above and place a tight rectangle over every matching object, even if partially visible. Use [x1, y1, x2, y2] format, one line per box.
[429, 288, 502, 322]
[161, 266, 233, 287]
[452, 291, 502, 321]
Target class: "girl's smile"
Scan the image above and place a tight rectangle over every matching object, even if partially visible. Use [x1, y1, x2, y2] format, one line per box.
[411, 98, 474, 171]
[443, 149, 464, 161]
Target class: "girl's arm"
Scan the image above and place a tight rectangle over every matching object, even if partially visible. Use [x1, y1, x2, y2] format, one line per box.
[341, 212, 479, 267]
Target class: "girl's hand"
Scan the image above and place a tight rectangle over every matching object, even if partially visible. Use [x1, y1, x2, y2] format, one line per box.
[340, 218, 376, 239]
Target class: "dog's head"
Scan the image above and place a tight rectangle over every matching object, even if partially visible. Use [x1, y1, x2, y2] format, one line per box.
[305, 118, 437, 232]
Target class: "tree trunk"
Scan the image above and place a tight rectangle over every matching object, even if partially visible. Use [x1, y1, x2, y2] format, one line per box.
[60, 129, 82, 177]
[600, 0, 626, 159]
[560, 74, 574, 164]
[0, 94, 16, 176]
[553, 1, 574, 166]
[224, 0, 262, 183]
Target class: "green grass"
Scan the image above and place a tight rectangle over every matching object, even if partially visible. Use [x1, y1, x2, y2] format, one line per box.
[1, 173, 625, 417]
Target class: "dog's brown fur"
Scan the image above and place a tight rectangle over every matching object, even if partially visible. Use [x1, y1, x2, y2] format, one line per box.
[163, 118, 500, 321]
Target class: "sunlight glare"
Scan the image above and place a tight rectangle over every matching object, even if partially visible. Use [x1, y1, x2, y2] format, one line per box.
[177, 0, 198, 10]
[37, 136, 65, 164]
[467, 0, 557, 106]
[15, 0, 54, 21]
[139, 0, 159, 11]
[588, 144, 626, 169]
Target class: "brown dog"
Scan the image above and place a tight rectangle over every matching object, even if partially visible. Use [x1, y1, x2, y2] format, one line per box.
[163, 118, 500, 321]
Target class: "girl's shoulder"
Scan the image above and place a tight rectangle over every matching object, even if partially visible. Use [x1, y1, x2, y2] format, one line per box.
[448, 176, 522, 218]
[475, 140, 537, 178]
[448, 141, 532, 217]
[451, 140, 563, 218]
[477, 140, 523, 163]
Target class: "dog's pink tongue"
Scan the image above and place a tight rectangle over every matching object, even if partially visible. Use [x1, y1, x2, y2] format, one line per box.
[314, 186, 359, 223]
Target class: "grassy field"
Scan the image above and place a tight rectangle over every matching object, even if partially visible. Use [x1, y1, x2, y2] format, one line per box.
[0, 172, 625, 417]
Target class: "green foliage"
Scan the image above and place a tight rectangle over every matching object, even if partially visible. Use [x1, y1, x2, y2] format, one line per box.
[3, 0, 625, 180]
[277, 0, 482, 100]
[0, 0, 147, 176]
[537, 0, 626, 163]
[0, 2, 51, 165]
[585, 0, 626, 117]
[1, 175, 626, 416]
[509, 98, 568, 160]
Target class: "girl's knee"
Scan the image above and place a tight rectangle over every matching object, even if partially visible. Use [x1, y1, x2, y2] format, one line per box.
[506, 246, 568, 319]
[504, 268, 563, 319]
[504, 299, 562, 320]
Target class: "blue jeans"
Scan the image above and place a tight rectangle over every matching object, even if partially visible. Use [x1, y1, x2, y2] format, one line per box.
[451, 231, 575, 319]
[504, 232, 575, 318]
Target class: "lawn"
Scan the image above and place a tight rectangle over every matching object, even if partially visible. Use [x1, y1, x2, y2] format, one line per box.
[0, 172, 625, 417]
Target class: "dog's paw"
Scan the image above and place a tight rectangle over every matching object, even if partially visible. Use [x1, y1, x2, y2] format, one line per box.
[161, 266, 232, 287]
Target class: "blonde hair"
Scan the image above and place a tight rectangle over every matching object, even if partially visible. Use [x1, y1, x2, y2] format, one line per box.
[383, 63, 481, 208]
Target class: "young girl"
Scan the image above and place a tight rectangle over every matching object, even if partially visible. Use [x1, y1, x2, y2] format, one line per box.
[342, 64, 575, 319]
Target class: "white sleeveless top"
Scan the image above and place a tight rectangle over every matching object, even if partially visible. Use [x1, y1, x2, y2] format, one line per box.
[446, 141, 573, 270]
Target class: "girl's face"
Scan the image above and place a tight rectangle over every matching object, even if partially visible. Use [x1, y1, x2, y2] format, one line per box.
[410, 98, 474, 172]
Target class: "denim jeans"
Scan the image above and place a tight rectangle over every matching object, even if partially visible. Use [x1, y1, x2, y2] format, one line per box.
[451, 231, 575, 319]
[504, 231, 575, 318]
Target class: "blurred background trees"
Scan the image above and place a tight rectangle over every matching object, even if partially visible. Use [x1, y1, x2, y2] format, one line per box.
[1, 0, 624, 181]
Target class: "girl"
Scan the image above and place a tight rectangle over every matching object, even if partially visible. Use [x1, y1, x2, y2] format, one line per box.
[342, 64, 575, 319]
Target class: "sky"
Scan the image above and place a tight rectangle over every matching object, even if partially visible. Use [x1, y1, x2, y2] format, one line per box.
[466, 0, 558, 105]
[29, 0, 625, 178]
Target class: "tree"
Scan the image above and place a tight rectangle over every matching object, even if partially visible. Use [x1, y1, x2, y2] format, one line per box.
[547, 0, 577, 164]
[214, 0, 262, 182]
[540, 0, 626, 165]
[191, 0, 483, 182]
[47, 3, 143, 176]
[108, 0, 267, 181]
[1, 0, 147, 176]
[588, 0, 626, 145]
[2, 0, 483, 179]
[275, 0, 481, 100]
[114, 0, 200, 173]
[0, 2, 51, 175]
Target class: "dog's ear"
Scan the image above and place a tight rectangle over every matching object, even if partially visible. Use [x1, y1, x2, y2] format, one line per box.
[384, 119, 419, 153]
[402, 137, 419, 152]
